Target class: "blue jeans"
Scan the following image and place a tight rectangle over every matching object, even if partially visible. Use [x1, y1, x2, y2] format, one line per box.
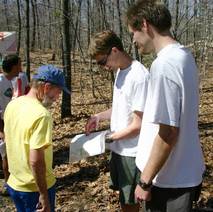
[7, 184, 55, 212]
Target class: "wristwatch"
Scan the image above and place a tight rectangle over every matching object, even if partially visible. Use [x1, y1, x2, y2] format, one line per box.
[105, 131, 114, 143]
[138, 179, 152, 190]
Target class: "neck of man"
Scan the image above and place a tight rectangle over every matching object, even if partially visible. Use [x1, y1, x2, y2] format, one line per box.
[119, 52, 133, 70]
[153, 30, 177, 54]
[27, 87, 43, 102]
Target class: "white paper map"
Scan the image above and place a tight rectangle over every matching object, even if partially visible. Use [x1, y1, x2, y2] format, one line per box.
[69, 130, 108, 162]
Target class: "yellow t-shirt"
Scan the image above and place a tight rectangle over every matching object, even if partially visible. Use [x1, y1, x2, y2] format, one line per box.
[4, 96, 56, 192]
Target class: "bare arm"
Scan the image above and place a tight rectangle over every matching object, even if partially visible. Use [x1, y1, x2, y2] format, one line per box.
[111, 111, 143, 140]
[85, 108, 112, 134]
[95, 108, 112, 121]
[30, 148, 50, 212]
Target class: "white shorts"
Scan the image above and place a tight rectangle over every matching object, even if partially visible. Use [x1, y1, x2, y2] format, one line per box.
[0, 139, 6, 158]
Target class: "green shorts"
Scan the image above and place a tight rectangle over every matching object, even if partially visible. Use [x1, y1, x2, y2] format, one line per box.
[109, 152, 140, 205]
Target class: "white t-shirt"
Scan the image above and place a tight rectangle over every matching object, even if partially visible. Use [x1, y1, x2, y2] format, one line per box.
[109, 60, 149, 157]
[0, 73, 13, 119]
[136, 43, 205, 188]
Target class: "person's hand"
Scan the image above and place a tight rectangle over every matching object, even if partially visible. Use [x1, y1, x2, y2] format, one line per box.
[105, 131, 114, 143]
[85, 115, 100, 135]
[36, 194, 50, 212]
[135, 184, 152, 202]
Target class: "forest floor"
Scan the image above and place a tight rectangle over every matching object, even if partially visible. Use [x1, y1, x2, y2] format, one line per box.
[0, 51, 212, 211]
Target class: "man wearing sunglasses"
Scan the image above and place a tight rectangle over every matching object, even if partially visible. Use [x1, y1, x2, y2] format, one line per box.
[85, 30, 149, 212]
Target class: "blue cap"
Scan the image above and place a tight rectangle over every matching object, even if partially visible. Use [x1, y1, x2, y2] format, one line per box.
[33, 65, 70, 94]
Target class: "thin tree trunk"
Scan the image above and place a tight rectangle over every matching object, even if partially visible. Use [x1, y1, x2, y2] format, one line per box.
[116, 0, 123, 40]
[78, 0, 82, 47]
[47, 0, 52, 49]
[26, 0, 30, 81]
[193, 0, 198, 61]
[34, 0, 41, 49]
[61, 0, 71, 118]
[16, 0, 21, 55]
[72, 1, 81, 74]
[31, 0, 36, 50]
[185, 0, 189, 44]
[173, 0, 180, 40]
[3, 0, 10, 31]
[100, 0, 109, 29]
[87, 0, 90, 47]
[201, 1, 209, 75]
[96, 0, 102, 31]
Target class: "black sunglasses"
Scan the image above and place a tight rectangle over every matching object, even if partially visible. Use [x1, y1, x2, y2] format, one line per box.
[97, 49, 112, 66]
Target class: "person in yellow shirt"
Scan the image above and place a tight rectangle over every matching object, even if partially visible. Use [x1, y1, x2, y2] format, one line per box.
[0, 54, 21, 195]
[4, 64, 70, 212]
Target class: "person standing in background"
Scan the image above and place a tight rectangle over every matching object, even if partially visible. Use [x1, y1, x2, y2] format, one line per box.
[0, 54, 21, 195]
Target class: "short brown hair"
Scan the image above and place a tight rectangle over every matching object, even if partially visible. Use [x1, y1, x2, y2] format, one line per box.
[126, 0, 172, 33]
[2, 54, 20, 73]
[88, 30, 124, 58]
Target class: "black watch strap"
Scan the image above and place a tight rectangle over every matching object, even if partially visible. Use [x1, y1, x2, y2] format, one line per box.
[105, 131, 114, 143]
[138, 179, 152, 190]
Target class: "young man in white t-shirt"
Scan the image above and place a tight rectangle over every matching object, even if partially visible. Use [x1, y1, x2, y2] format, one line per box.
[126, 1, 205, 211]
[0, 54, 21, 195]
[85, 30, 149, 212]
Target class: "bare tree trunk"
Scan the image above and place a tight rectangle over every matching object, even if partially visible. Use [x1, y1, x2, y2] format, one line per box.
[95, 0, 101, 31]
[108, 0, 115, 29]
[173, 0, 180, 40]
[26, 0, 30, 81]
[31, 0, 36, 50]
[72, 1, 82, 47]
[77, 0, 82, 48]
[3, 0, 10, 31]
[87, 0, 91, 47]
[72, 0, 82, 74]
[34, 0, 41, 49]
[16, 0, 21, 55]
[201, 1, 209, 75]
[53, 0, 59, 53]
[185, 0, 189, 44]
[47, 0, 52, 49]
[193, 0, 198, 61]
[90, 1, 95, 35]
[61, 0, 71, 118]
[100, 0, 109, 29]
[116, 0, 123, 40]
